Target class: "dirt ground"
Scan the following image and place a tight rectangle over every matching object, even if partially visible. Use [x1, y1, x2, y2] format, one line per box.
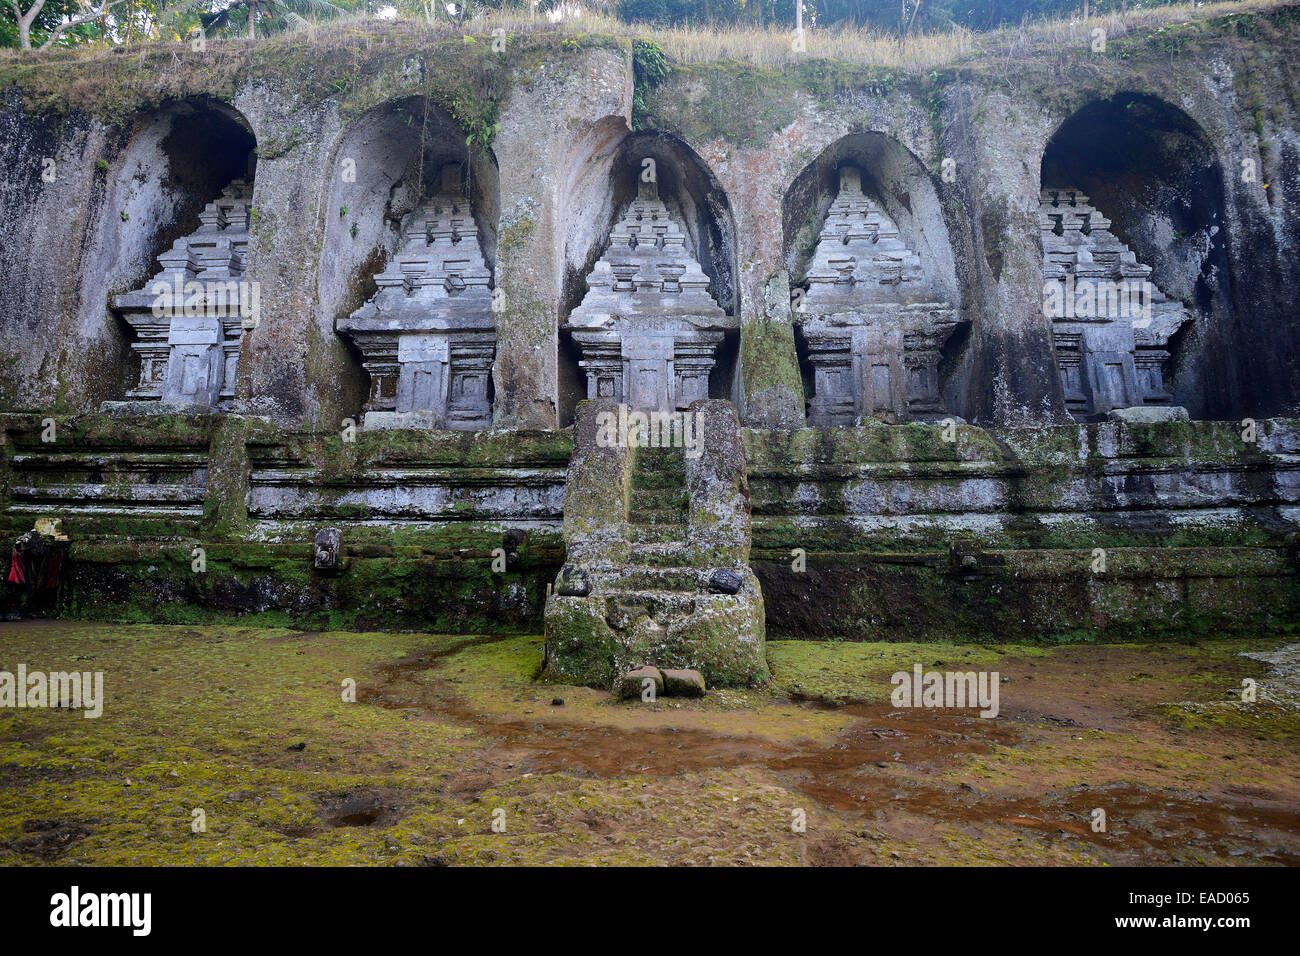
[0, 621, 1296, 865]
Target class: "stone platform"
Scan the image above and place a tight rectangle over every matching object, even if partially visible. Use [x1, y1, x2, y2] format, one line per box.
[542, 400, 768, 689]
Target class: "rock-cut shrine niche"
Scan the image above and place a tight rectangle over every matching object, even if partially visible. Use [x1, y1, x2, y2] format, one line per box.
[563, 171, 737, 412]
[797, 166, 963, 426]
[112, 181, 254, 409]
[337, 163, 496, 430]
[1040, 188, 1191, 421]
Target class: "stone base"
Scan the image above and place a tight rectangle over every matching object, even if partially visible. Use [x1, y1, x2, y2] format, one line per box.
[360, 410, 491, 431]
[1106, 405, 1190, 424]
[909, 412, 967, 425]
[99, 400, 215, 416]
[542, 567, 768, 690]
[362, 410, 441, 430]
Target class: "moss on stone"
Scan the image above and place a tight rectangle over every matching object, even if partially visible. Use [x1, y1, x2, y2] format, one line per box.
[739, 316, 803, 414]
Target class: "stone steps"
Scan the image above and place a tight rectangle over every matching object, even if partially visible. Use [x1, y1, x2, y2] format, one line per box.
[544, 400, 767, 690]
[594, 587, 745, 614]
[631, 448, 686, 472]
[631, 450, 686, 493]
[628, 540, 692, 567]
[629, 448, 689, 550]
[629, 504, 691, 528]
[624, 494, 686, 515]
[589, 566, 711, 592]
[628, 522, 684, 544]
[587, 565, 755, 596]
[630, 470, 687, 490]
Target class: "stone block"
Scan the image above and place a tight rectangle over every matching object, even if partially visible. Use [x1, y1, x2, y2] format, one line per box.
[555, 564, 592, 597]
[615, 665, 664, 700]
[685, 399, 751, 565]
[561, 400, 631, 565]
[162, 315, 224, 407]
[99, 400, 213, 416]
[361, 410, 441, 430]
[661, 668, 706, 697]
[708, 568, 743, 594]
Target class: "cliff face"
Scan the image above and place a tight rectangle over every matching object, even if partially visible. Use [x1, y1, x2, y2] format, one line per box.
[0, 9, 1297, 429]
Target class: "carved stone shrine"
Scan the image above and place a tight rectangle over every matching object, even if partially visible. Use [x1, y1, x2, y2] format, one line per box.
[338, 164, 496, 430]
[1040, 188, 1191, 420]
[564, 173, 736, 412]
[796, 167, 963, 426]
[112, 180, 255, 409]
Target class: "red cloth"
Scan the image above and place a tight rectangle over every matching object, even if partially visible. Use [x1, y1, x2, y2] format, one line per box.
[7, 550, 24, 586]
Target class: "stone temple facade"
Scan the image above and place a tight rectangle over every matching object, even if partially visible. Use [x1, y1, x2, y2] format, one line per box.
[565, 175, 736, 412]
[1040, 188, 1191, 421]
[796, 167, 963, 425]
[112, 180, 255, 409]
[338, 164, 496, 430]
[6, 33, 1300, 694]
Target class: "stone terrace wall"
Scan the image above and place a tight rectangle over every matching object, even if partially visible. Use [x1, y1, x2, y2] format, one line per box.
[0, 413, 568, 631]
[748, 418, 1300, 640]
[0, 412, 1295, 640]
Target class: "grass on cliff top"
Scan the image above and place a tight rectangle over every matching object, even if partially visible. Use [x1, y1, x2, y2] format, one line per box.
[0, 0, 1287, 78]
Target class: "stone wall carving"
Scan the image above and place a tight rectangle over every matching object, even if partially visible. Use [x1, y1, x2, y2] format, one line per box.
[338, 164, 496, 430]
[564, 174, 737, 412]
[1040, 188, 1191, 420]
[796, 167, 963, 425]
[112, 180, 254, 409]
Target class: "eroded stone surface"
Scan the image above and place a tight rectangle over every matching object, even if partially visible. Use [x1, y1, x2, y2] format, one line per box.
[661, 667, 707, 697]
[614, 665, 664, 699]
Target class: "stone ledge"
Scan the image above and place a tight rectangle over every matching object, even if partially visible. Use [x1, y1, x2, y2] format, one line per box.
[1107, 405, 1191, 424]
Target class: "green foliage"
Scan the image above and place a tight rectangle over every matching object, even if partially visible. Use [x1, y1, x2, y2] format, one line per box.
[465, 117, 501, 149]
[631, 37, 669, 130]
[1, 0, 111, 48]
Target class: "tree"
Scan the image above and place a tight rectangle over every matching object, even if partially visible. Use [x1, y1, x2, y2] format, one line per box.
[8, 0, 127, 48]
[166, 0, 353, 40]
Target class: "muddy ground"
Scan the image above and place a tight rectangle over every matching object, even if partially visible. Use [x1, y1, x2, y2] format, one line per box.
[0, 621, 1296, 865]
